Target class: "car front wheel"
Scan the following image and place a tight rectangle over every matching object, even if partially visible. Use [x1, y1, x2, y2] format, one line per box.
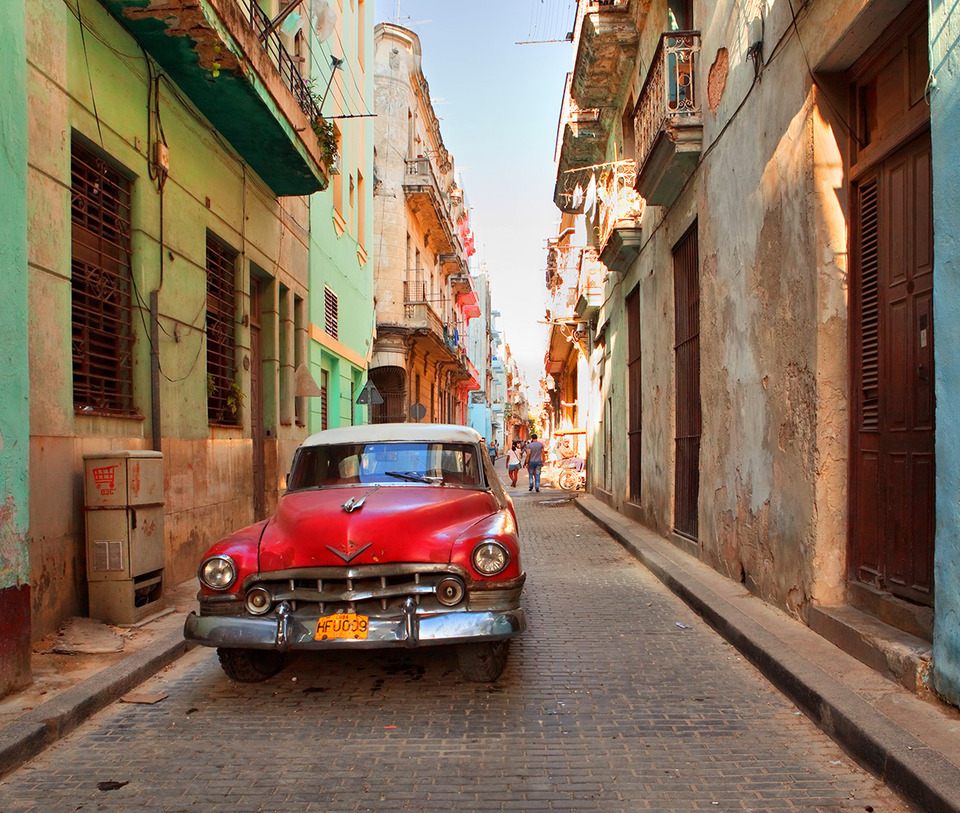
[217, 648, 286, 682]
[457, 640, 511, 682]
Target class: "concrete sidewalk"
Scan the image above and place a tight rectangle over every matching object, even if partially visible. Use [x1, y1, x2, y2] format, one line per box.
[574, 492, 960, 813]
[0, 579, 197, 779]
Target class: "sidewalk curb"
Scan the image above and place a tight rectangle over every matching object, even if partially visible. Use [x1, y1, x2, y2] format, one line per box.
[0, 629, 190, 780]
[575, 495, 960, 813]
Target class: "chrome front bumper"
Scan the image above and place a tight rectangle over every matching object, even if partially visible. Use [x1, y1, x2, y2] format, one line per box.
[184, 599, 525, 652]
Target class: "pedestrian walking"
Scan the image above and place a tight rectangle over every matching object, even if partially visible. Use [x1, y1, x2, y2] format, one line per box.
[524, 433, 545, 492]
[487, 438, 497, 466]
[506, 441, 523, 487]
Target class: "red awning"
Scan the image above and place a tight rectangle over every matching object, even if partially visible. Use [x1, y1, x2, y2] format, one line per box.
[554, 428, 586, 435]
[457, 291, 481, 320]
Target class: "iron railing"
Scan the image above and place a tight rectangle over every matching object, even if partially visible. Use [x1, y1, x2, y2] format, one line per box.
[634, 31, 701, 173]
[596, 160, 644, 251]
[206, 233, 239, 425]
[238, 0, 321, 124]
[71, 141, 135, 415]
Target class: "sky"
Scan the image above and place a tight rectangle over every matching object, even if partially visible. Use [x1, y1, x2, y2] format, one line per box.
[371, 0, 577, 393]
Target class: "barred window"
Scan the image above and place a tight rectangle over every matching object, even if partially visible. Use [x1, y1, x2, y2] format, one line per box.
[206, 232, 240, 425]
[324, 286, 339, 339]
[71, 139, 135, 414]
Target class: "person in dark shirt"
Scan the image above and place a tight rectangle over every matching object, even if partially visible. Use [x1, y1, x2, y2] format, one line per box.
[524, 434, 545, 492]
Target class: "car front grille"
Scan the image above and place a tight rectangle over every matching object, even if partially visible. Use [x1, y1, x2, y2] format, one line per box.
[244, 563, 470, 616]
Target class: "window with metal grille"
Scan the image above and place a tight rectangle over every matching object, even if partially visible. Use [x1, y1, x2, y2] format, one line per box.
[206, 232, 239, 424]
[673, 223, 700, 540]
[324, 286, 339, 339]
[71, 139, 135, 414]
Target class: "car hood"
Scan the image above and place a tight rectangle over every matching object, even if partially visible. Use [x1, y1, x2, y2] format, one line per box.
[258, 486, 500, 571]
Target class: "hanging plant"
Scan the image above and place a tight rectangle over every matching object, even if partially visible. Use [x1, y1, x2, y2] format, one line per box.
[226, 381, 245, 416]
[312, 116, 338, 167]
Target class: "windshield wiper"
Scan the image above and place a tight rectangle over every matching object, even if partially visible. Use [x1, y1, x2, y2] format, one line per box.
[384, 470, 430, 483]
[384, 471, 443, 484]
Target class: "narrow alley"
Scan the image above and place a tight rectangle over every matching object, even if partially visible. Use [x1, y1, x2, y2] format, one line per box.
[0, 491, 906, 812]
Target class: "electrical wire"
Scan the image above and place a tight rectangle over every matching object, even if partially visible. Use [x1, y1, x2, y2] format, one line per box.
[74, 0, 105, 147]
[783, 0, 863, 147]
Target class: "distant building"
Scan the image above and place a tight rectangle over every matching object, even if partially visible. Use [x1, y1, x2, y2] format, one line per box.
[370, 24, 480, 425]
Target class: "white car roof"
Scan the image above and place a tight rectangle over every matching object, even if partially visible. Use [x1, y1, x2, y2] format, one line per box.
[301, 422, 484, 448]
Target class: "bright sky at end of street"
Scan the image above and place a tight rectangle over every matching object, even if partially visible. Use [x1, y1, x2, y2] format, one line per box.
[371, 0, 576, 395]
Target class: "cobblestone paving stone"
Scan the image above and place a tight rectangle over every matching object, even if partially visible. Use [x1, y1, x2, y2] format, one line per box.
[0, 491, 909, 812]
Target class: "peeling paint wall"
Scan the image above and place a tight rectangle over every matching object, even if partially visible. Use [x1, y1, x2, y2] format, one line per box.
[0, 0, 32, 697]
[590, 0, 884, 620]
[931, 0, 960, 707]
[26, 0, 310, 638]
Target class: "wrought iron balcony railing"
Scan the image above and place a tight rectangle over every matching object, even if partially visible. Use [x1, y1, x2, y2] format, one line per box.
[634, 31, 702, 178]
[240, 0, 321, 124]
[596, 160, 644, 252]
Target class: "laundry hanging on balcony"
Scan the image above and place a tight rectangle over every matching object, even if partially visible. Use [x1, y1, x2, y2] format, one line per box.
[584, 173, 597, 219]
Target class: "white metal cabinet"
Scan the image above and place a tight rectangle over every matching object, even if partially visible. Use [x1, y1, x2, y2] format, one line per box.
[83, 451, 165, 625]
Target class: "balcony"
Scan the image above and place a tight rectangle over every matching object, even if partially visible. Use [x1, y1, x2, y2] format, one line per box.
[100, 0, 329, 196]
[554, 71, 608, 212]
[597, 160, 645, 274]
[404, 158, 460, 255]
[570, 1, 639, 112]
[634, 31, 703, 207]
[575, 247, 606, 321]
[545, 242, 584, 319]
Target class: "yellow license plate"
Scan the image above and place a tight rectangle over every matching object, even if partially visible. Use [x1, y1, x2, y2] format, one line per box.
[315, 613, 369, 641]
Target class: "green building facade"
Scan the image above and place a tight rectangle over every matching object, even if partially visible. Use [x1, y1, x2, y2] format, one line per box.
[2, 0, 370, 692]
[307, 2, 375, 432]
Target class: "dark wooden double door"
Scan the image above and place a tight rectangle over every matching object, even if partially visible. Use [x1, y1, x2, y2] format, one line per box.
[851, 132, 934, 605]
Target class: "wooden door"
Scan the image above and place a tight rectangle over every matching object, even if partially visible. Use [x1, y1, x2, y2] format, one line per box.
[851, 132, 934, 604]
[673, 224, 700, 540]
[627, 285, 642, 502]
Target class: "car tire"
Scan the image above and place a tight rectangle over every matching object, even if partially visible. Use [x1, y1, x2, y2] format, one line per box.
[558, 469, 579, 491]
[457, 640, 510, 682]
[217, 648, 286, 682]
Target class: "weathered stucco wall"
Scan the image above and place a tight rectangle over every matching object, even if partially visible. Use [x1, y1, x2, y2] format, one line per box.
[26, 0, 310, 637]
[931, 0, 960, 707]
[591, 0, 863, 618]
[0, 0, 32, 696]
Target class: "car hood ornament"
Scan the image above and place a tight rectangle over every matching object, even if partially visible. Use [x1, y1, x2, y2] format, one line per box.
[342, 485, 380, 513]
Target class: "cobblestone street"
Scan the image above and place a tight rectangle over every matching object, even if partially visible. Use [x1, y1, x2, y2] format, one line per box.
[0, 492, 907, 812]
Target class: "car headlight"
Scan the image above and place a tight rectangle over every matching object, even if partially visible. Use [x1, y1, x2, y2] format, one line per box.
[472, 541, 509, 576]
[199, 555, 237, 590]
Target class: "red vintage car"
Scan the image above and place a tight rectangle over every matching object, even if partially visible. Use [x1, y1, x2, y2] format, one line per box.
[183, 424, 525, 682]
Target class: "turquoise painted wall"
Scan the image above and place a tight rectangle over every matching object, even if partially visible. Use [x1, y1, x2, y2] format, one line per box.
[307, 3, 375, 431]
[0, 0, 31, 693]
[931, 2, 960, 707]
[0, 1, 30, 593]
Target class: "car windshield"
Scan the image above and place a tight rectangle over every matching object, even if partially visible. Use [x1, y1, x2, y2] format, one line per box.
[288, 441, 483, 490]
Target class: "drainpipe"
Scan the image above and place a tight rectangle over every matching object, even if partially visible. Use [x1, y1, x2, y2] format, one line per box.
[150, 289, 161, 452]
